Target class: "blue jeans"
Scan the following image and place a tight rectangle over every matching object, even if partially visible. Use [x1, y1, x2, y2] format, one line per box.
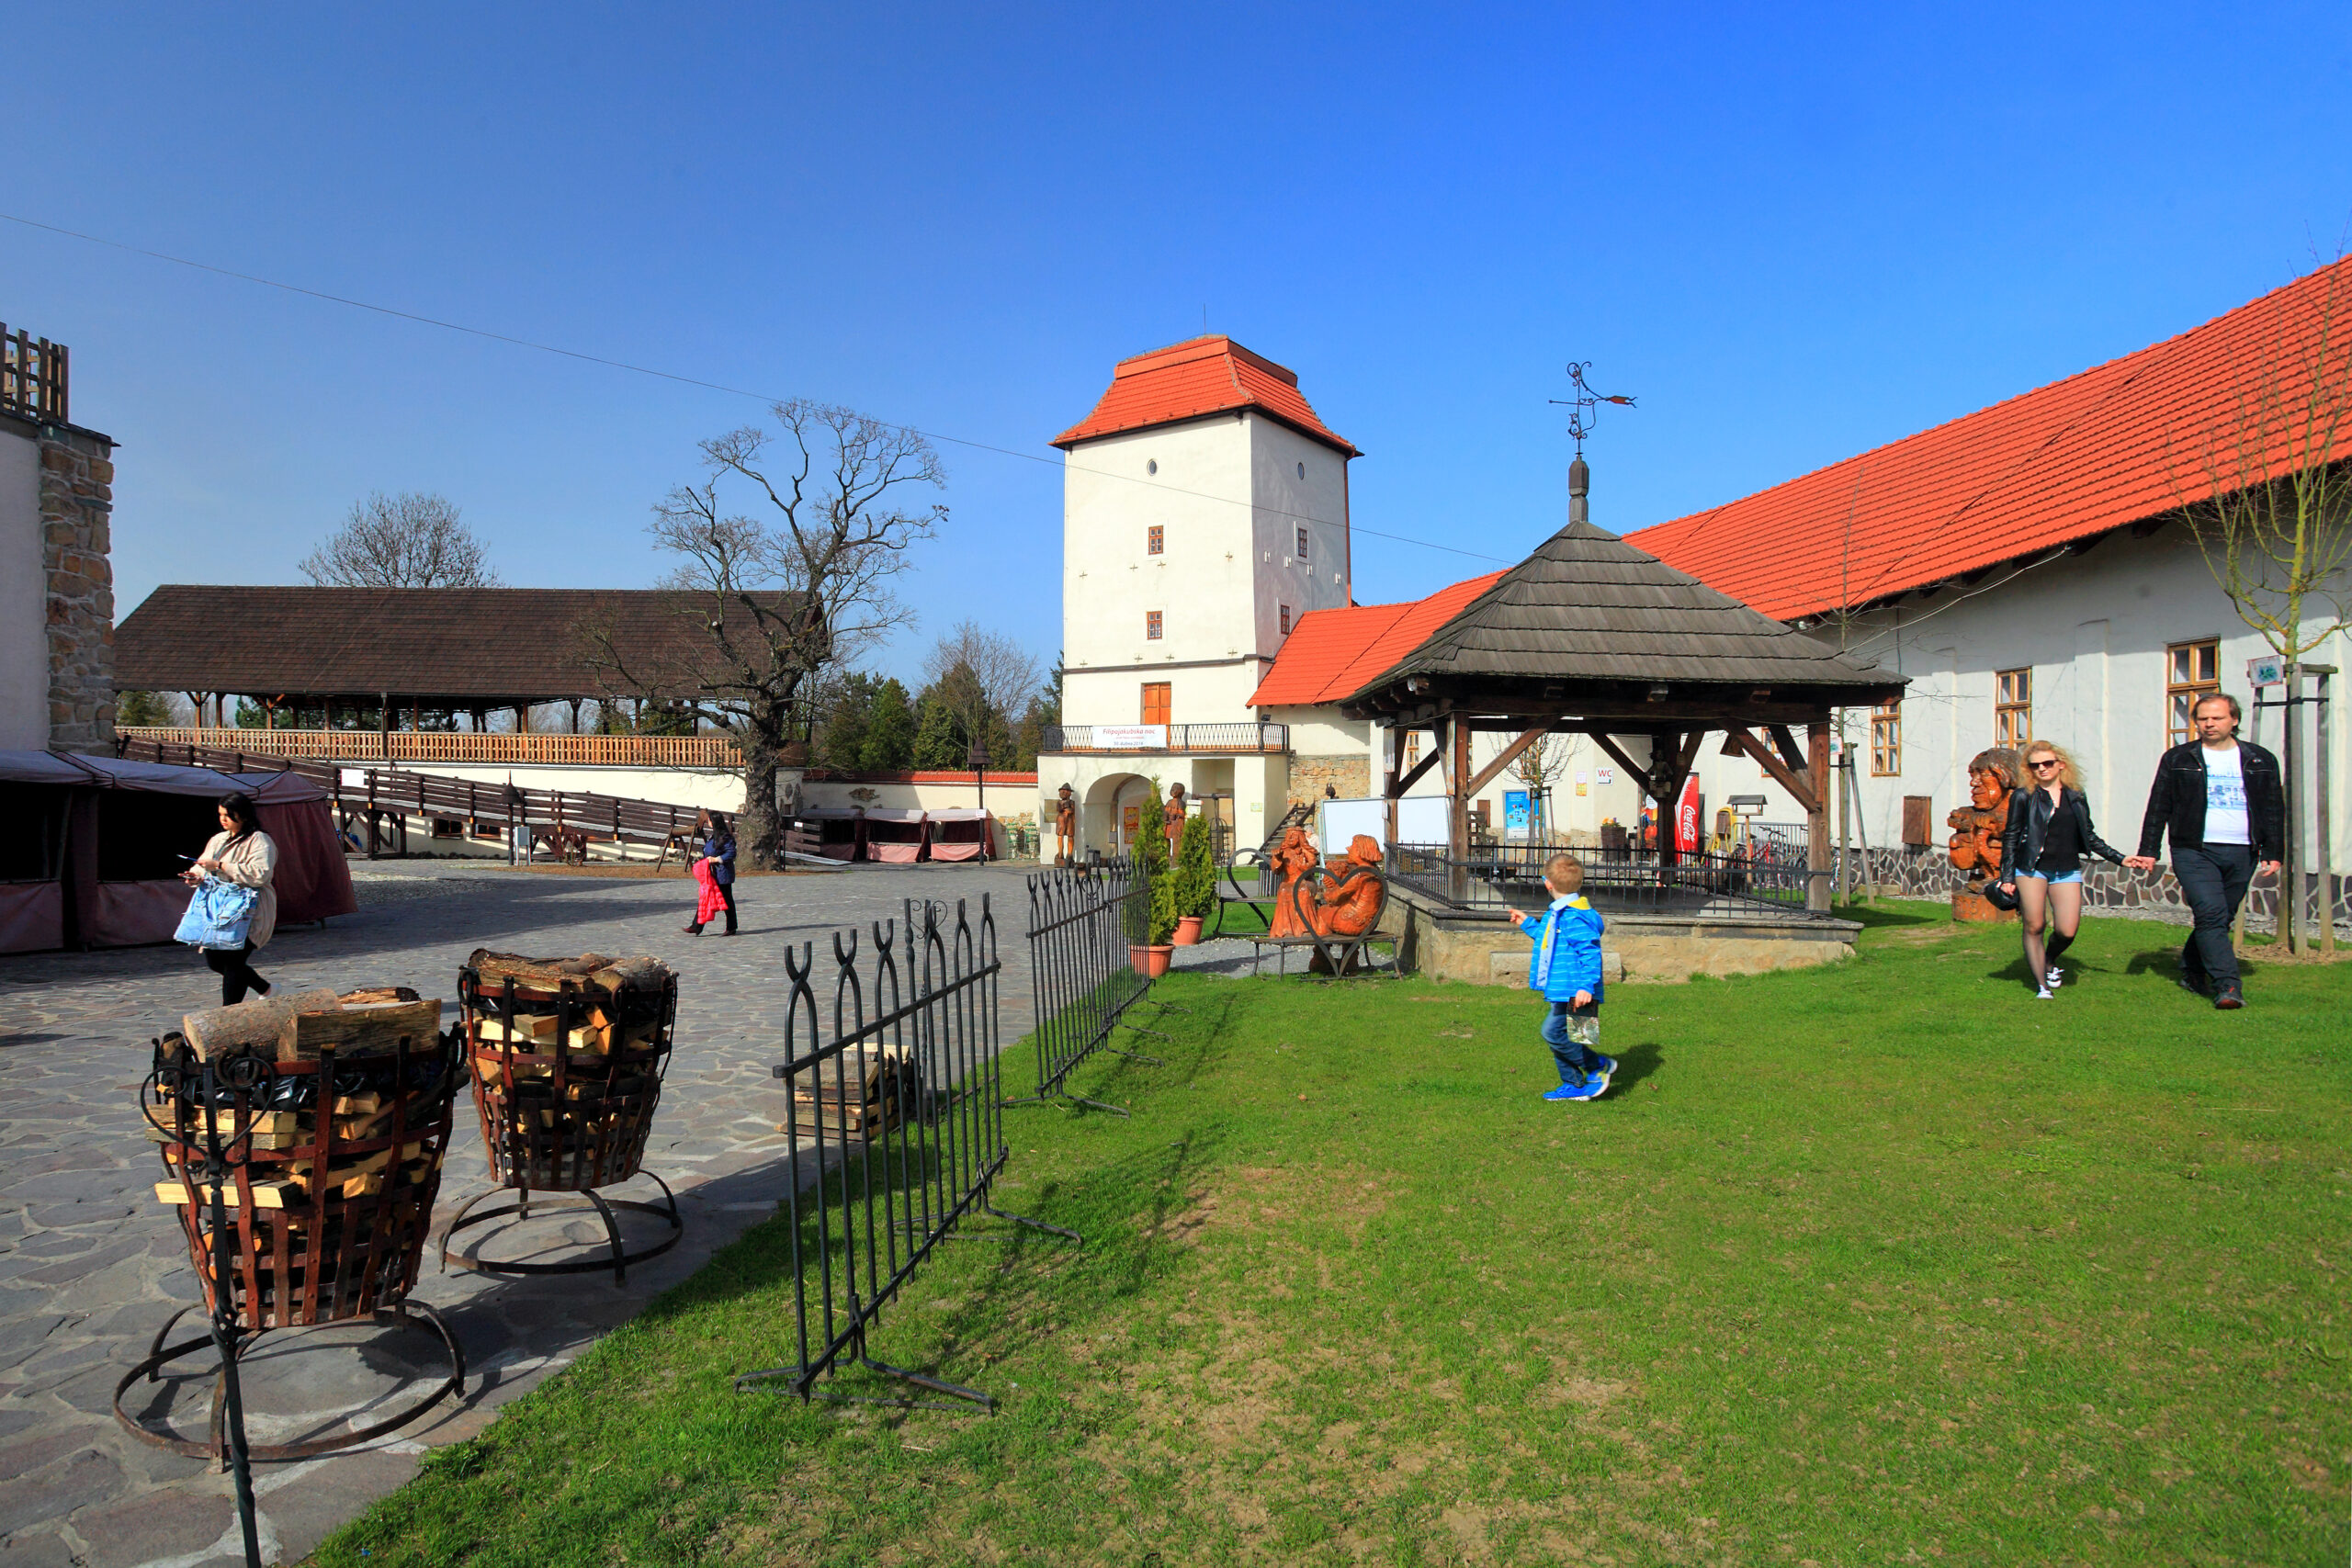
[2173, 843, 2255, 991]
[1542, 1000, 1602, 1083]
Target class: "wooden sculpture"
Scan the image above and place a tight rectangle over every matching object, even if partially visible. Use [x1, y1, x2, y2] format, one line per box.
[1309, 834, 1386, 939]
[1947, 747, 2022, 922]
[1163, 781, 1188, 855]
[1265, 826, 1320, 939]
[1054, 784, 1076, 867]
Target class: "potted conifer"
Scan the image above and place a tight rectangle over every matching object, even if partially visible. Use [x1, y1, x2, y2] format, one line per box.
[1128, 789, 1178, 976]
[1170, 813, 1215, 944]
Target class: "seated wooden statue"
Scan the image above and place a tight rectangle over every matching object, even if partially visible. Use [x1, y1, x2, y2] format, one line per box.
[1308, 834, 1385, 938]
[1266, 826, 1321, 939]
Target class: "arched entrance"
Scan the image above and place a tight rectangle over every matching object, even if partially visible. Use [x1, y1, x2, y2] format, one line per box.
[1082, 773, 1158, 859]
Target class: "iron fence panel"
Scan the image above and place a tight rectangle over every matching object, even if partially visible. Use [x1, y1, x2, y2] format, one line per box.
[1010, 863, 1155, 1114]
[1387, 840, 1829, 918]
[735, 895, 1074, 1413]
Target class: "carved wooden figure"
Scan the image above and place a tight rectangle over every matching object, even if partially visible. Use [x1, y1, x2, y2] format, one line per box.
[1054, 784, 1077, 867]
[1163, 781, 1187, 855]
[1309, 834, 1385, 939]
[1265, 826, 1320, 940]
[1947, 747, 2022, 922]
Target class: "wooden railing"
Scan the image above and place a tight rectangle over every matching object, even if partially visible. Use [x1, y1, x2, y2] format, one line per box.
[1, 326, 68, 423]
[118, 728, 742, 769]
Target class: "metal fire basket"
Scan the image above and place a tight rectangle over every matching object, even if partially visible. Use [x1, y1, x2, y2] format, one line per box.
[440, 955, 684, 1282]
[114, 1025, 468, 1464]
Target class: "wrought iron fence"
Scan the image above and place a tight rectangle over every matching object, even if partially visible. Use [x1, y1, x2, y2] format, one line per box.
[1011, 862, 1156, 1114]
[734, 896, 1075, 1413]
[1387, 840, 1826, 917]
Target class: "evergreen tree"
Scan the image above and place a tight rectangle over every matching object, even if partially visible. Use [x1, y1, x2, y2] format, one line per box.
[815, 671, 879, 770]
[911, 685, 965, 769]
[116, 690, 173, 728]
[860, 678, 917, 771]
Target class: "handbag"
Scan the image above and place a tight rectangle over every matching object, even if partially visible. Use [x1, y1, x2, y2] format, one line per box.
[175, 878, 259, 950]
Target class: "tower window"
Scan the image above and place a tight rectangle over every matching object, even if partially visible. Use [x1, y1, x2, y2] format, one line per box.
[1146, 611, 1163, 641]
[1148, 525, 1163, 556]
[1147, 459, 1158, 475]
[1296, 526, 1309, 561]
[1296, 461, 1306, 479]
[1279, 604, 1292, 635]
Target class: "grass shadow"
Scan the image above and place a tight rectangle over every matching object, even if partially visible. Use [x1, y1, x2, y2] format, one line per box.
[1603, 1040, 1663, 1095]
[1835, 900, 1944, 930]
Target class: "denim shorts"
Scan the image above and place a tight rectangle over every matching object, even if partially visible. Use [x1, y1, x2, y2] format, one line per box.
[2019, 868, 2083, 885]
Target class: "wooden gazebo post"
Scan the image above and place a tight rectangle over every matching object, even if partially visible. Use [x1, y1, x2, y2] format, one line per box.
[1807, 716, 1832, 912]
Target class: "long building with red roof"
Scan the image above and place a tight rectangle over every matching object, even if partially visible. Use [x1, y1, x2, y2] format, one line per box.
[1627, 257, 2351, 874]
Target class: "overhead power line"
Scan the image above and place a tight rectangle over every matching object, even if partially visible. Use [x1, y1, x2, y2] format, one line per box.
[0, 210, 1509, 566]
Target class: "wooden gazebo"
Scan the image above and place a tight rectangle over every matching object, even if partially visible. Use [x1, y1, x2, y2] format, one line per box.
[1339, 520, 1907, 912]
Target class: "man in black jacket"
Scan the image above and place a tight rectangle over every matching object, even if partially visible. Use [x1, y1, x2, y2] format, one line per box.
[2124, 693, 2284, 1009]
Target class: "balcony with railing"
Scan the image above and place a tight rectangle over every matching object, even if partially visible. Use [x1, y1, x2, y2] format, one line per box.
[1, 325, 69, 424]
[1041, 722, 1288, 755]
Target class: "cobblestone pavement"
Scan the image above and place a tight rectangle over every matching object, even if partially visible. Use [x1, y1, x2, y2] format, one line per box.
[0, 860, 1039, 1567]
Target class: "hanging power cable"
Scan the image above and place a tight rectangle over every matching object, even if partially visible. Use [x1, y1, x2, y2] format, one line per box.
[0, 210, 1510, 565]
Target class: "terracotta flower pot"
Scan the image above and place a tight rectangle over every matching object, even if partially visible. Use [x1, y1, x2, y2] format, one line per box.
[1129, 943, 1174, 978]
[1170, 916, 1204, 946]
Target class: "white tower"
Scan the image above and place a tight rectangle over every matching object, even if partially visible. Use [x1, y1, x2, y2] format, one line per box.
[1039, 336, 1358, 854]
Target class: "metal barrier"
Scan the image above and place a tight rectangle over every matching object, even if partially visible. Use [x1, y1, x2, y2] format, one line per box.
[1387, 840, 1828, 917]
[734, 896, 1076, 1413]
[1010, 863, 1159, 1115]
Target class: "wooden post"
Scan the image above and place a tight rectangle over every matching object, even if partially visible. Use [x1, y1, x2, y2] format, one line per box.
[1806, 716, 1832, 913]
[2316, 666, 2335, 956]
[379, 692, 391, 762]
[1448, 710, 1473, 905]
[1383, 724, 1401, 849]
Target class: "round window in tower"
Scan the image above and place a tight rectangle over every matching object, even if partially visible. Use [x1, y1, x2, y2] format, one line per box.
[1296, 461, 1306, 479]
[1147, 459, 1158, 476]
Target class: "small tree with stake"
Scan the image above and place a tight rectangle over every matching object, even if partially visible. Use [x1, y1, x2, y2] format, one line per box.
[585, 402, 944, 870]
[1131, 781, 1178, 947]
[2168, 254, 2352, 953]
[1175, 810, 1216, 930]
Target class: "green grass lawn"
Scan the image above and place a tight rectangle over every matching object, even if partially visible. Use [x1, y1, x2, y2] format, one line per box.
[318, 907, 2349, 1566]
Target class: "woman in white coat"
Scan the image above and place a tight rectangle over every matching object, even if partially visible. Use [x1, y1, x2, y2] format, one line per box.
[184, 792, 278, 1005]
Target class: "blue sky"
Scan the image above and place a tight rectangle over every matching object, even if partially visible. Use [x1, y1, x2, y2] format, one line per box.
[8, 3, 2350, 686]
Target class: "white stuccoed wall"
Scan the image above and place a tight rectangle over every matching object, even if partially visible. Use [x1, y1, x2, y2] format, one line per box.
[1681, 525, 2349, 868]
[0, 423, 47, 749]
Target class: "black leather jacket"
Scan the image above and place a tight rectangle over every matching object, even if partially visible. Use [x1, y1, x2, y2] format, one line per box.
[1999, 784, 2124, 882]
[2136, 739, 2284, 862]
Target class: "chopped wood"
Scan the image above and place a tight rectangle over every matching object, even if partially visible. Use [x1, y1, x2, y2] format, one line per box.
[332, 1090, 383, 1116]
[283, 998, 441, 1062]
[155, 1179, 300, 1209]
[475, 1013, 561, 1044]
[337, 986, 422, 1005]
[181, 988, 340, 1059]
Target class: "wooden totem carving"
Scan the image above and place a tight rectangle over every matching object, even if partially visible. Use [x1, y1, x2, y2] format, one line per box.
[1947, 747, 2021, 922]
[1054, 784, 1076, 867]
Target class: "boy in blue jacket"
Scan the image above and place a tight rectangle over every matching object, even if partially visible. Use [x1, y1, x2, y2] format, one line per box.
[1504, 852, 1613, 1102]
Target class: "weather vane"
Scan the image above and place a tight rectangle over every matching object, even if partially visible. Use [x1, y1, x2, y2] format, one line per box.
[1549, 362, 1636, 457]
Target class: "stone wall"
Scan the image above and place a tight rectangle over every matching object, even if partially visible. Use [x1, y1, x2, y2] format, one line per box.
[1288, 752, 1367, 807]
[1838, 844, 2349, 934]
[40, 426, 114, 753]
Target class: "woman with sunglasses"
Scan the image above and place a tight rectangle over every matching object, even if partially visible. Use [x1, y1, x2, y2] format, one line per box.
[1997, 740, 2126, 998]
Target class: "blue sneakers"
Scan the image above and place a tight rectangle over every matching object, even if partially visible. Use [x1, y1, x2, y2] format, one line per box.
[1586, 1053, 1618, 1080]
[1543, 1077, 1606, 1103]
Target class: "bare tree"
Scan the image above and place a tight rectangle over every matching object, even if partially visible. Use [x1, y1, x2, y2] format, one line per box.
[300, 491, 500, 588]
[586, 401, 944, 868]
[922, 621, 1043, 764]
[2169, 252, 2352, 952]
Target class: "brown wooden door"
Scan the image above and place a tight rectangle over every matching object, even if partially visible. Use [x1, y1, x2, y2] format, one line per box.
[1141, 682, 1171, 726]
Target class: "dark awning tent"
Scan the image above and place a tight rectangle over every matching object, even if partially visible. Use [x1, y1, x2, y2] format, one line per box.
[794, 806, 866, 863]
[862, 809, 929, 864]
[926, 808, 994, 863]
[0, 751, 356, 953]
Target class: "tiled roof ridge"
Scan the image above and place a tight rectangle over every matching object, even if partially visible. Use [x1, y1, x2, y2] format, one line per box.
[1628, 256, 2352, 618]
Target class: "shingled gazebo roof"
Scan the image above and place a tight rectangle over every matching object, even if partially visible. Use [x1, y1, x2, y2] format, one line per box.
[1338, 520, 1905, 721]
[116, 586, 794, 705]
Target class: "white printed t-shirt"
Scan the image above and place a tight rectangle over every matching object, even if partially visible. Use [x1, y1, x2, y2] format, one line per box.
[2202, 744, 2250, 846]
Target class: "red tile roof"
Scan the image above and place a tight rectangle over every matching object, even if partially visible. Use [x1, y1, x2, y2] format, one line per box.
[1053, 335, 1361, 456]
[1626, 256, 2352, 620]
[1248, 570, 1507, 707]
